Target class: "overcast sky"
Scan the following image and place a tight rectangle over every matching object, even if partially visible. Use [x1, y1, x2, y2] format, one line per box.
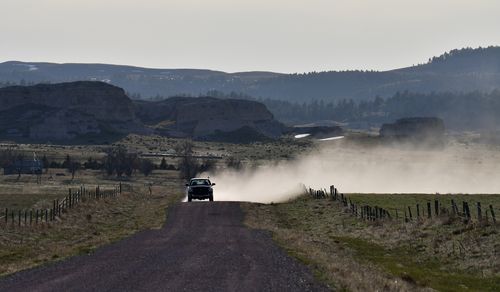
[1, 0, 499, 73]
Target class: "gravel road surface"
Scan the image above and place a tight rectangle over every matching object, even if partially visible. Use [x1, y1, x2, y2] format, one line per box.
[0, 202, 329, 291]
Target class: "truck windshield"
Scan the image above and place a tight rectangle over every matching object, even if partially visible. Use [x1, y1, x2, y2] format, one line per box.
[190, 179, 211, 186]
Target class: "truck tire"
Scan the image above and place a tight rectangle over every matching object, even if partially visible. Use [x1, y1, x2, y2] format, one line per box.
[209, 195, 213, 202]
[188, 195, 192, 202]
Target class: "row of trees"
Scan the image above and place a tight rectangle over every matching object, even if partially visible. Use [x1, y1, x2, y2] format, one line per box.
[253, 90, 500, 131]
[0, 147, 178, 179]
[2, 139, 246, 181]
[0, 80, 38, 88]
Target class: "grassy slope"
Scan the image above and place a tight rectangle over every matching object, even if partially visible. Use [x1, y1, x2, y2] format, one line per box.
[244, 196, 500, 291]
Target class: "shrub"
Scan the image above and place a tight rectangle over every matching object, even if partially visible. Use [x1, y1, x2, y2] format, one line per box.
[175, 140, 200, 180]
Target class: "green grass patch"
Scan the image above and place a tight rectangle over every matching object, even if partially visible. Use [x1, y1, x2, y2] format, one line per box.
[335, 236, 500, 291]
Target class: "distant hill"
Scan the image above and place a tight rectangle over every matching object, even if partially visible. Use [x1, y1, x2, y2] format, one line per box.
[0, 82, 284, 143]
[1, 46, 499, 102]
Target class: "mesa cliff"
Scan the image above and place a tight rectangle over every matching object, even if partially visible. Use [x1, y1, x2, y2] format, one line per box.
[135, 97, 284, 141]
[0, 82, 284, 143]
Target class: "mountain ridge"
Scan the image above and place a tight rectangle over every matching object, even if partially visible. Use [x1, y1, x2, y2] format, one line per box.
[1, 46, 500, 102]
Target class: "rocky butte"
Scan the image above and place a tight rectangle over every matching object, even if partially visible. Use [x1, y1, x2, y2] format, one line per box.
[380, 117, 445, 145]
[0, 81, 284, 143]
[0, 81, 143, 141]
[134, 96, 285, 142]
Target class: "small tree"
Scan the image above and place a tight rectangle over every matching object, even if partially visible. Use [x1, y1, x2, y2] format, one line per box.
[0, 149, 15, 169]
[102, 146, 140, 178]
[62, 155, 71, 169]
[84, 157, 101, 170]
[226, 156, 242, 170]
[159, 157, 168, 170]
[140, 159, 155, 176]
[68, 161, 81, 180]
[175, 140, 199, 180]
[15, 152, 25, 179]
[41, 155, 49, 173]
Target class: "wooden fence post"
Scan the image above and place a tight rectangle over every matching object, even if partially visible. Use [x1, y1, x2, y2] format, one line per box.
[490, 205, 496, 223]
[416, 204, 420, 218]
[427, 202, 432, 218]
[69, 189, 72, 209]
[408, 206, 413, 221]
[477, 202, 482, 222]
[464, 202, 471, 222]
[451, 199, 457, 216]
[30, 210, 33, 225]
[434, 200, 439, 216]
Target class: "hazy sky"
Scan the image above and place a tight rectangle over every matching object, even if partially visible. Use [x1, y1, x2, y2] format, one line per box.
[1, 0, 499, 73]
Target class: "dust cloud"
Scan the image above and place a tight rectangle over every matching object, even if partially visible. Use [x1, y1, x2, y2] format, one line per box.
[202, 141, 500, 203]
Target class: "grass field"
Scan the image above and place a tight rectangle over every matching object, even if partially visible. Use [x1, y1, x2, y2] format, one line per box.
[0, 170, 120, 210]
[0, 169, 184, 276]
[244, 195, 500, 291]
[2, 134, 500, 290]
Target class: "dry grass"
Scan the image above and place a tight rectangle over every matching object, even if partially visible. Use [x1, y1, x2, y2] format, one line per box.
[243, 196, 500, 291]
[0, 170, 184, 276]
[0, 170, 120, 210]
[118, 134, 313, 162]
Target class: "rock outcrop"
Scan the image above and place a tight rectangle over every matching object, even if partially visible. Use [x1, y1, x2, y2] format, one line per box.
[0, 81, 145, 141]
[0, 82, 284, 143]
[380, 117, 445, 141]
[135, 97, 285, 141]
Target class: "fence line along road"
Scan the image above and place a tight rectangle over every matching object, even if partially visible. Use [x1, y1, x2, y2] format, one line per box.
[1, 183, 122, 228]
[306, 185, 497, 226]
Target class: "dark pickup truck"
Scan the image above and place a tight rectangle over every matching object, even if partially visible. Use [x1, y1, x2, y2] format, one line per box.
[186, 178, 215, 202]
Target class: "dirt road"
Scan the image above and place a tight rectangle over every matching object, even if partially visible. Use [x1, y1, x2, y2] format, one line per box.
[0, 202, 329, 291]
